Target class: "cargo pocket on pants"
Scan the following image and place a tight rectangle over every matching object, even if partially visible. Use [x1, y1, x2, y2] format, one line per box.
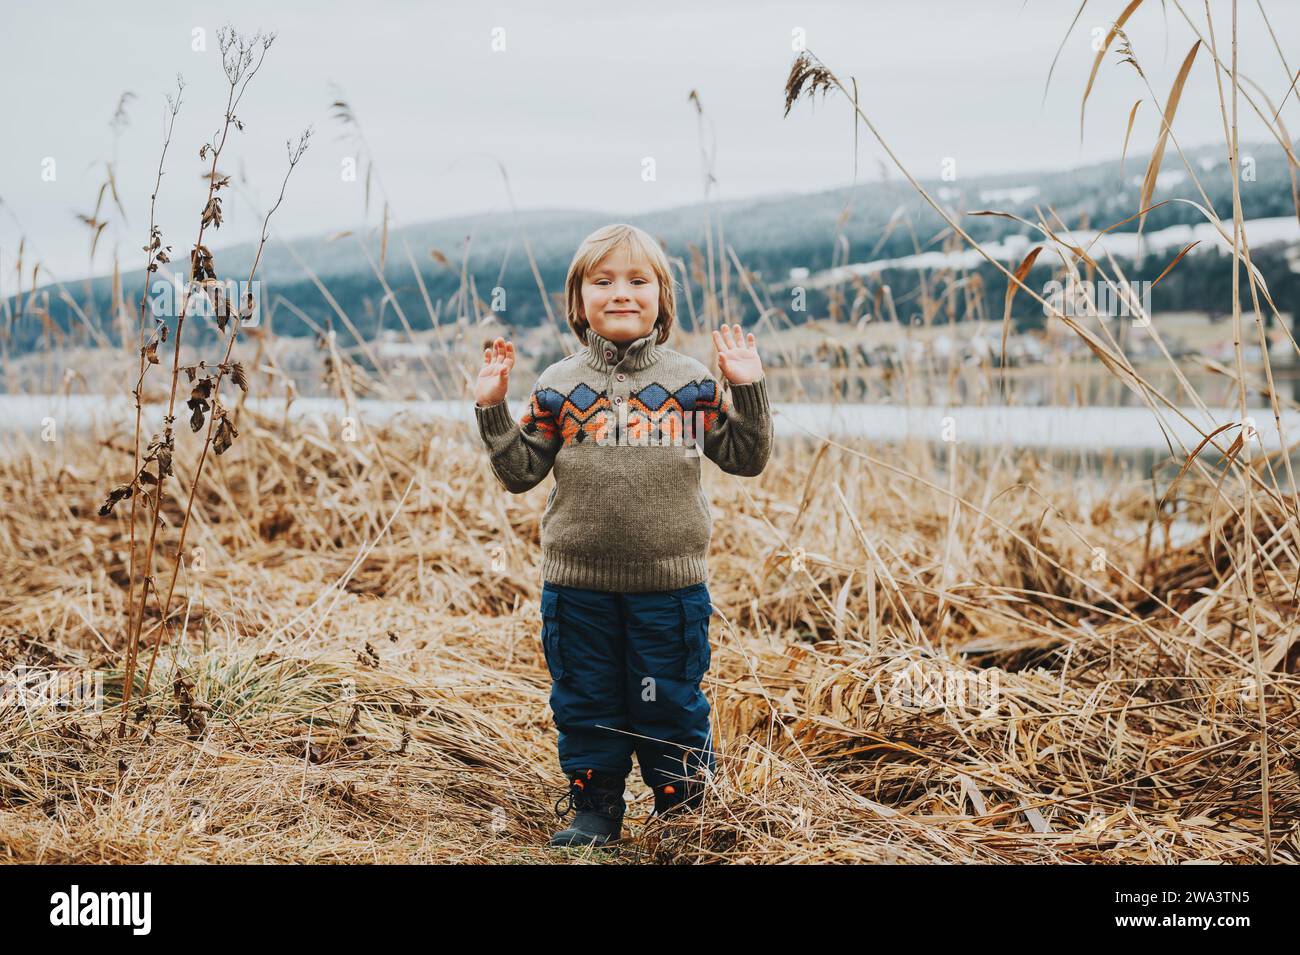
[676, 585, 713, 683]
[540, 586, 565, 681]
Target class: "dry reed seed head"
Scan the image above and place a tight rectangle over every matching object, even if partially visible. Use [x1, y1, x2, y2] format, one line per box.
[563, 223, 677, 345]
[783, 52, 837, 118]
[1112, 28, 1145, 79]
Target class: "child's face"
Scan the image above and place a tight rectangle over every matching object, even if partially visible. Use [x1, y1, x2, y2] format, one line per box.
[581, 246, 659, 344]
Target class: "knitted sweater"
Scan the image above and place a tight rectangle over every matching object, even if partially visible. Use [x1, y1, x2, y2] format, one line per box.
[474, 327, 773, 592]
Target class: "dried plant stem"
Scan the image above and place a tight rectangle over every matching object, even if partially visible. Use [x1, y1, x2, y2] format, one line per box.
[1185, 0, 1280, 862]
[119, 29, 275, 734]
[120, 78, 184, 736]
[1219, 0, 1272, 863]
[141, 135, 310, 693]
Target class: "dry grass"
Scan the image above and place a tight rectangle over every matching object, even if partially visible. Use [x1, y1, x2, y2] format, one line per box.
[1, 401, 1297, 863]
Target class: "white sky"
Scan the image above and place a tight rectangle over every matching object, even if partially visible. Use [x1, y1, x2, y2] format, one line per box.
[2, 0, 1297, 295]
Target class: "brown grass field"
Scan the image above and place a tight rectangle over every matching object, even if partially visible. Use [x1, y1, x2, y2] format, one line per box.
[1, 399, 1297, 863]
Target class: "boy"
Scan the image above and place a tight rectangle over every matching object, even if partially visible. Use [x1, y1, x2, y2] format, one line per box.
[474, 223, 772, 847]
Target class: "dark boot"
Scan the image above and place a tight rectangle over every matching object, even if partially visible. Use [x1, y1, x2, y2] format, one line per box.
[652, 776, 706, 818]
[549, 768, 626, 848]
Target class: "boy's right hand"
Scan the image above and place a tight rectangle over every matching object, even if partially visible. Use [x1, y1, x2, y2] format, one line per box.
[475, 337, 514, 407]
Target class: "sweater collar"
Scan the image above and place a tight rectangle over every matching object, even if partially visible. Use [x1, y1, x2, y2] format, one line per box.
[582, 326, 663, 373]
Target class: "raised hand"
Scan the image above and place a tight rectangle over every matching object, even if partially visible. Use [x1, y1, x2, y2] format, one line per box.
[475, 337, 514, 407]
[712, 323, 764, 385]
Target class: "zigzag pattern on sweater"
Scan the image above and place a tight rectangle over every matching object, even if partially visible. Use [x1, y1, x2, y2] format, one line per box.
[521, 379, 729, 446]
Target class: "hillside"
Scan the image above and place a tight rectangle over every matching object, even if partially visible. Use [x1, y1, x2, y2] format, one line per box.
[3, 141, 1297, 358]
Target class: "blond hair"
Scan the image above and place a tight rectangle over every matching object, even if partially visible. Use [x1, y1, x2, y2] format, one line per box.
[563, 223, 676, 345]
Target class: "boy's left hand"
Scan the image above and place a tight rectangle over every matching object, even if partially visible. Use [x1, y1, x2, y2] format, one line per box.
[712, 323, 764, 385]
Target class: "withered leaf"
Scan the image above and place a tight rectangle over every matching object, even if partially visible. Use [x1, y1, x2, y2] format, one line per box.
[143, 340, 159, 365]
[200, 280, 229, 332]
[187, 397, 208, 433]
[1138, 40, 1201, 233]
[201, 196, 223, 230]
[172, 675, 207, 740]
[213, 414, 238, 456]
[98, 484, 133, 517]
[190, 245, 216, 282]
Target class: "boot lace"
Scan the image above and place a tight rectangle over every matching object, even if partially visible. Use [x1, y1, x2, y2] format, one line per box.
[553, 789, 578, 820]
[553, 770, 621, 820]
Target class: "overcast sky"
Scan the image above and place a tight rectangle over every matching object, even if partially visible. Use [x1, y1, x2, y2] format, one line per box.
[2, 0, 1297, 295]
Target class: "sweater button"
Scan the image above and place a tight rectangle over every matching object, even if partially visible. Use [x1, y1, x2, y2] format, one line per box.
[616, 373, 626, 381]
[614, 396, 622, 405]
[604, 350, 613, 360]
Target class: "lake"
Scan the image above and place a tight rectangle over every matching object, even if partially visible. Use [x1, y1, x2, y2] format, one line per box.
[1, 394, 1291, 456]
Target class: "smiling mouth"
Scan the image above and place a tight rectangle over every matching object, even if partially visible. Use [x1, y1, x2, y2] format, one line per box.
[606, 310, 639, 315]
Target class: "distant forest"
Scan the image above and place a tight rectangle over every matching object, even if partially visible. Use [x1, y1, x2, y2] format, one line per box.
[4, 141, 1297, 356]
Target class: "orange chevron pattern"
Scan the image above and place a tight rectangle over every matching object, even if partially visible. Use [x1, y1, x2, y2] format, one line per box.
[521, 380, 732, 448]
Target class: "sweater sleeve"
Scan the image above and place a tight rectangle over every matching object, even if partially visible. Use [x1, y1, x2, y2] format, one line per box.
[700, 375, 773, 477]
[474, 379, 563, 494]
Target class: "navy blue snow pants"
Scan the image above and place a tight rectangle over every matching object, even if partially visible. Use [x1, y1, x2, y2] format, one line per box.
[539, 580, 716, 790]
